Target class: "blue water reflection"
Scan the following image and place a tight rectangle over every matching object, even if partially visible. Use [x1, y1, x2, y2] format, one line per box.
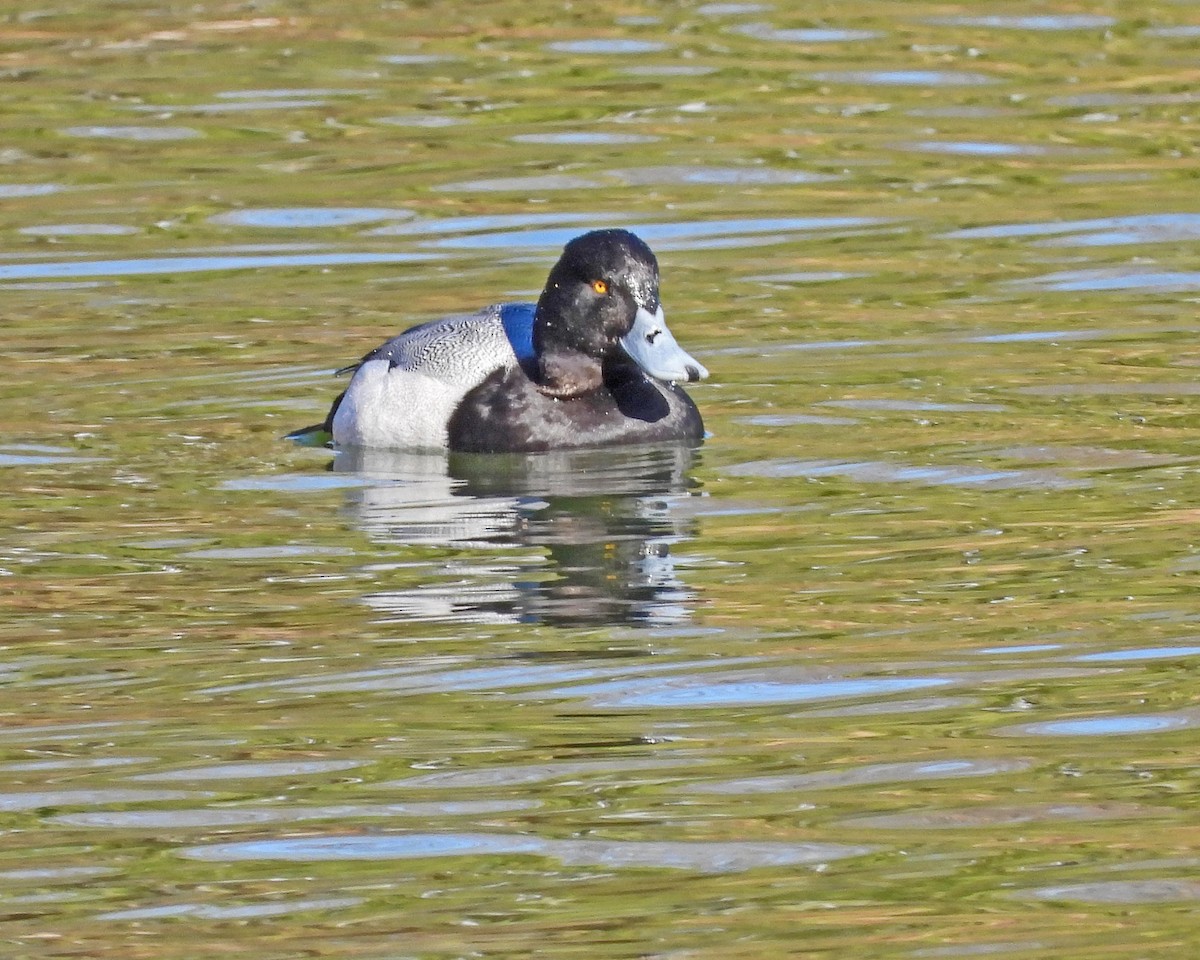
[545, 39, 669, 54]
[1020, 878, 1200, 903]
[510, 132, 660, 145]
[0, 447, 105, 467]
[730, 23, 881, 42]
[945, 213, 1200, 244]
[131, 99, 332, 114]
[1141, 26, 1200, 39]
[0, 251, 436, 282]
[210, 207, 412, 228]
[61, 125, 201, 141]
[926, 14, 1115, 30]
[182, 831, 874, 872]
[724, 458, 1086, 491]
[996, 711, 1200, 737]
[379, 54, 455, 65]
[696, 2, 772, 15]
[0, 183, 63, 197]
[1075, 645, 1200, 662]
[1009, 268, 1200, 293]
[19, 223, 138, 237]
[807, 70, 998, 86]
[561, 673, 949, 708]
[897, 140, 1067, 157]
[693, 758, 1034, 795]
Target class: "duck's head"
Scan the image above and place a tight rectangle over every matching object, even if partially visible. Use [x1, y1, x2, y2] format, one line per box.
[533, 229, 709, 398]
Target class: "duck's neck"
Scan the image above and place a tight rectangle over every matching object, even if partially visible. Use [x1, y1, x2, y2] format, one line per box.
[532, 296, 607, 399]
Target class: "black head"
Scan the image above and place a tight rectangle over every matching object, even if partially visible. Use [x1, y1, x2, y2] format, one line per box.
[533, 229, 660, 398]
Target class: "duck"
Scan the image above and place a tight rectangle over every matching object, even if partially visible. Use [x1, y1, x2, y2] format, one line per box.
[304, 229, 709, 453]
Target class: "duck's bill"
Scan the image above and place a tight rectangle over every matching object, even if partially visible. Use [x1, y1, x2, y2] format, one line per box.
[620, 305, 709, 383]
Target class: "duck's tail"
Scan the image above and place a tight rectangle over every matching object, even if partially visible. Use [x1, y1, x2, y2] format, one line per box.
[284, 389, 345, 446]
[283, 424, 332, 446]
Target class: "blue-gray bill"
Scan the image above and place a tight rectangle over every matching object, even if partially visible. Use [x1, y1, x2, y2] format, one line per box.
[620, 305, 709, 384]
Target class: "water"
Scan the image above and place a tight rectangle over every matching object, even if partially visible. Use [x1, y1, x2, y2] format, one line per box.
[4, 2, 1200, 957]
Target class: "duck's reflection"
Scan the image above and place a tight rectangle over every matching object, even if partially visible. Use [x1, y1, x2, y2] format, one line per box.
[331, 442, 703, 627]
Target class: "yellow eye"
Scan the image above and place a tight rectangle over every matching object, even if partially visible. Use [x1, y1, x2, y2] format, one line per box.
[591, 279, 608, 295]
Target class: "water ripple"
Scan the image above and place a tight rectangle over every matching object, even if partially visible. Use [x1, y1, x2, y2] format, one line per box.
[511, 131, 660, 145]
[98, 896, 364, 922]
[437, 166, 838, 192]
[1016, 381, 1200, 396]
[560, 671, 948, 709]
[731, 23, 880, 42]
[1141, 26, 1200, 39]
[0, 866, 117, 882]
[995, 710, 1200, 737]
[841, 802, 1167, 830]
[61, 125, 201, 141]
[180, 544, 354, 560]
[0, 183, 63, 198]
[0, 720, 148, 741]
[216, 87, 368, 100]
[56, 799, 533, 829]
[0, 450, 106, 467]
[183, 832, 875, 872]
[1047, 91, 1200, 108]
[380, 54, 455, 65]
[725, 458, 1085, 490]
[381, 757, 695, 789]
[367, 211, 628, 237]
[221, 474, 369, 492]
[621, 64, 718, 76]
[0, 757, 149, 772]
[375, 113, 463, 127]
[211, 207, 413, 228]
[984, 445, 1186, 469]
[1074, 645, 1200, 663]
[422, 217, 887, 251]
[1019, 879, 1200, 903]
[808, 70, 998, 86]
[897, 140, 1073, 157]
[927, 15, 1116, 30]
[746, 270, 867, 283]
[19, 223, 138, 237]
[545, 39, 669, 54]
[0, 788, 208, 811]
[696, 2, 772, 14]
[820, 399, 1007, 413]
[692, 758, 1034, 795]
[740, 413, 860, 427]
[128, 759, 364, 781]
[131, 99, 329, 113]
[946, 213, 1200, 245]
[0, 251, 436, 281]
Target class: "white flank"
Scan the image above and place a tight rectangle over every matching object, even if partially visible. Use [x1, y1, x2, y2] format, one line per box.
[330, 307, 518, 450]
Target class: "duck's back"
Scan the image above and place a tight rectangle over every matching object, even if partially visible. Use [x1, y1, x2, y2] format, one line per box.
[330, 303, 531, 449]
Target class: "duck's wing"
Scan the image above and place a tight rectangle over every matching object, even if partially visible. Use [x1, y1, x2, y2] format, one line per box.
[334, 304, 524, 381]
[332, 318, 451, 378]
[332, 318, 449, 378]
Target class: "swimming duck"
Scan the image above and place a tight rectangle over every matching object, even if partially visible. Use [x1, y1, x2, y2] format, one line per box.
[309, 229, 708, 453]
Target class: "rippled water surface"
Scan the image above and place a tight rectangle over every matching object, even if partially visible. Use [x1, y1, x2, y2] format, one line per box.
[4, 2, 1200, 957]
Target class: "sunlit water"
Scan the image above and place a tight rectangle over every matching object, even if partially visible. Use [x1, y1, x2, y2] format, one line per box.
[3, 2, 1200, 957]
